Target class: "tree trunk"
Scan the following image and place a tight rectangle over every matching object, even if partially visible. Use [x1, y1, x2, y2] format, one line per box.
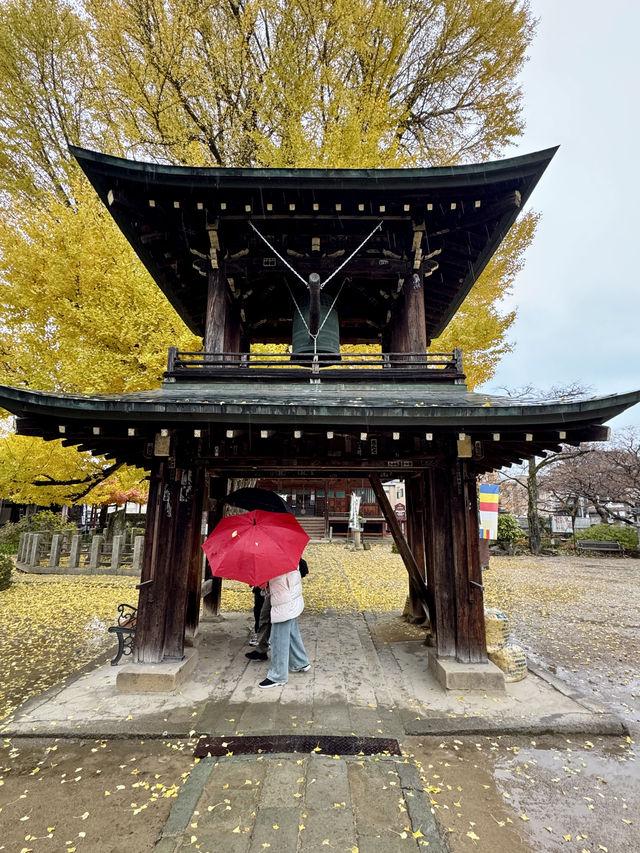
[527, 458, 542, 555]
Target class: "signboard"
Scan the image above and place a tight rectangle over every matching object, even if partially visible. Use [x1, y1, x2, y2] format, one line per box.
[394, 502, 406, 520]
[551, 516, 573, 534]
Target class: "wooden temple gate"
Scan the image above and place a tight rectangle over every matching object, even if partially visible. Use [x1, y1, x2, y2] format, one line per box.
[1, 144, 637, 684]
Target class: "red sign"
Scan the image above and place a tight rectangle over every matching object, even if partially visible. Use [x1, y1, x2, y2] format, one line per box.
[394, 502, 406, 519]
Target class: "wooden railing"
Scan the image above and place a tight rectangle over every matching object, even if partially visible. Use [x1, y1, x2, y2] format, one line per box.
[165, 347, 465, 383]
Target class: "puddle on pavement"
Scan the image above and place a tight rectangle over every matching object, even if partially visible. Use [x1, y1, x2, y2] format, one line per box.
[404, 734, 638, 852]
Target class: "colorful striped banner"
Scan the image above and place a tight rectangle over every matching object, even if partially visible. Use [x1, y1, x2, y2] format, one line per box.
[478, 484, 499, 540]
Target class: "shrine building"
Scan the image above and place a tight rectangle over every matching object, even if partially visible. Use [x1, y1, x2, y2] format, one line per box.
[1, 145, 638, 689]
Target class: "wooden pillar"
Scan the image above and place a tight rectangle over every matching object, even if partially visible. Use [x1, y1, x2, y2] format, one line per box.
[404, 474, 429, 623]
[202, 475, 226, 616]
[389, 266, 427, 357]
[163, 465, 206, 659]
[133, 435, 206, 663]
[453, 461, 487, 663]
[424, 466, 457, 658]
[133, 458, 168, 663]
[204, 268, 227, 353]
[424, 457, 487, 663]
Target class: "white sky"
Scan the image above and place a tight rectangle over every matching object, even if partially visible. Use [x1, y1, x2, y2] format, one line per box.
[479, 0, 640, 429]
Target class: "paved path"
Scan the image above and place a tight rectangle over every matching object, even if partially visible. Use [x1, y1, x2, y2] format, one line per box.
[2, 610, 627, 852]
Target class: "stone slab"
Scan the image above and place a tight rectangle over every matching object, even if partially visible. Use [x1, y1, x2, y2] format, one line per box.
[428, 652, 506, 692]
[116, 647, 199, 693]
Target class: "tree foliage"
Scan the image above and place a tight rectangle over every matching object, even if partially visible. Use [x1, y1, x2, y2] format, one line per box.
[0, 0, 538, 490]
[544, 427, 640, 527]
[497, 512, 522, 547]
[0, 430, 147, 506]
[497, 384, 594, 554]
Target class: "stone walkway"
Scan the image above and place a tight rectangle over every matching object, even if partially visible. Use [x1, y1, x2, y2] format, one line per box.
[2, 610, 627, 853]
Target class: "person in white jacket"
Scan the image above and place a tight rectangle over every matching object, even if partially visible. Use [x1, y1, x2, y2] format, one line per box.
[258, 567, 310, 688]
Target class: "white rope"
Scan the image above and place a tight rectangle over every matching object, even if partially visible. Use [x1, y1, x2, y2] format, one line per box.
[320, 221, 383, 288]
[249, 219, 384, 289]
[248, 221, 308, 286]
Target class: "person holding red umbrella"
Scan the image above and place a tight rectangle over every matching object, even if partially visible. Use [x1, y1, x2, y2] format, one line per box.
[201, 507, 311, 688]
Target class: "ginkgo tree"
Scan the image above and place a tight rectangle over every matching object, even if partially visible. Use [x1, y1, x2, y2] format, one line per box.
[0, 0, 539, 499]
[0, 429, 147, 506]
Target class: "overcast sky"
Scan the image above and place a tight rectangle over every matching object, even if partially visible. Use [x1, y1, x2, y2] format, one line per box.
[480, 0, 639, 430]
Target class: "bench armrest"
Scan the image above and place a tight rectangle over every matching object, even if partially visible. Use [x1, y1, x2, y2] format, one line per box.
[115, 602, 138, 627]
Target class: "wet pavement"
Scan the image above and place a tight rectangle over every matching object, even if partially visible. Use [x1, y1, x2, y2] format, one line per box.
[1, 605, 636, 853]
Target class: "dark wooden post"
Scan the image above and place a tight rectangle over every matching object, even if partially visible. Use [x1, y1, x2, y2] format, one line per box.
[133, 458, 178, 663]
[424, 456, 487, 663]
[132, 458, 164, 663]
[424, 465, 457, 658]
[389, 266, 427, 358]
[452, 460, 487, 663]
[404, 474, 429, 623]
[163, 464, 206, 657]
[205, 268, 227, 353]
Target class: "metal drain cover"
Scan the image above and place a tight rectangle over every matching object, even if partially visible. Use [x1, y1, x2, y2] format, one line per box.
[193, 734, 401, 759]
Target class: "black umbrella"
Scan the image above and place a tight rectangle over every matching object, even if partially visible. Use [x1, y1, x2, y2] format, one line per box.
[223, 487, 292, 514]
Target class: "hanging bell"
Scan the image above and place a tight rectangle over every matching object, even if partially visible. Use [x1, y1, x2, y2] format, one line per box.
[291, 290, 341, 361]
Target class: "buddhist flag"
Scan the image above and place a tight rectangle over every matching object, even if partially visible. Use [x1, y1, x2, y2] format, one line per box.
[479, 484, 499, 540]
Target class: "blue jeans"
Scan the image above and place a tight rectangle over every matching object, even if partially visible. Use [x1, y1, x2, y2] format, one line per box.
[267, 617, 309, 684]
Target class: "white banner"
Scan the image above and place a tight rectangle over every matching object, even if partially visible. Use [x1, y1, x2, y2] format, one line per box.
[348, 493, 362, 530]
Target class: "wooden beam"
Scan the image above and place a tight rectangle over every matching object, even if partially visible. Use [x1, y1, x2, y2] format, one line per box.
[368, 473, 430, 614]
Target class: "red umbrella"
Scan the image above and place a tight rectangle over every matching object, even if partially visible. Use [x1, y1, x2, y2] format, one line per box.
[202, 509, 310, 587]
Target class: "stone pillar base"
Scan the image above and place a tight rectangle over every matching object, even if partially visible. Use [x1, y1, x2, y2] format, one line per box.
[116, 647, 198, 693]
[429, 651, 505, 692]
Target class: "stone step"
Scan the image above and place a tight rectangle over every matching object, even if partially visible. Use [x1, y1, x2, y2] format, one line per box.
[296, 516, 326, 539]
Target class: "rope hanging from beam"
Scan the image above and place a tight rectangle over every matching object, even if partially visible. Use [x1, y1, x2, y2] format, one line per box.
[248, 220, 384, 289]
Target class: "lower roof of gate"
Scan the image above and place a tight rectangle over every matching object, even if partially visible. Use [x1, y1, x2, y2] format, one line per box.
[3, 381, 638, 473]
[2, 380, 638, 430]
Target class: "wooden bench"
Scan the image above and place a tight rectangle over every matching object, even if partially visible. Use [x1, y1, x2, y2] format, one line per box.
[576, 540, 625, 556]
[108, 603, 137, 665]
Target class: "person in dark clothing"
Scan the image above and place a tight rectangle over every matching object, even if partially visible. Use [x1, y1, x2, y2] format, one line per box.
[249, 586, 262, 644]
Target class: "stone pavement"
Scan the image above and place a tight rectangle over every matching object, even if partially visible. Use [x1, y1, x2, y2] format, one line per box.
[2, 610, 628, 853]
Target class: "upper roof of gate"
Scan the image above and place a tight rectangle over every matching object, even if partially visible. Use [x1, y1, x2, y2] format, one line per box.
[71, 145, 556, 344]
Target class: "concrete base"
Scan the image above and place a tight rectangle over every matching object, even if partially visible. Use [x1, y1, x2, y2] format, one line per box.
[116, 647, 199, 693]
[428, 652, 506, 692]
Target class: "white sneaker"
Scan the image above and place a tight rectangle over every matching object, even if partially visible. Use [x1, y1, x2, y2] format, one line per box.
[248, 631, 259, 646]
[291, 664, 311, 673]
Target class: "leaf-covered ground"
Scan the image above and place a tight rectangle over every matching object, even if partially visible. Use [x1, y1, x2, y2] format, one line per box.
[1, 547, 639, 852]
[483, 555, 640, 726]
[0, 544, 408, 721]
[2, 547, 639, 727]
